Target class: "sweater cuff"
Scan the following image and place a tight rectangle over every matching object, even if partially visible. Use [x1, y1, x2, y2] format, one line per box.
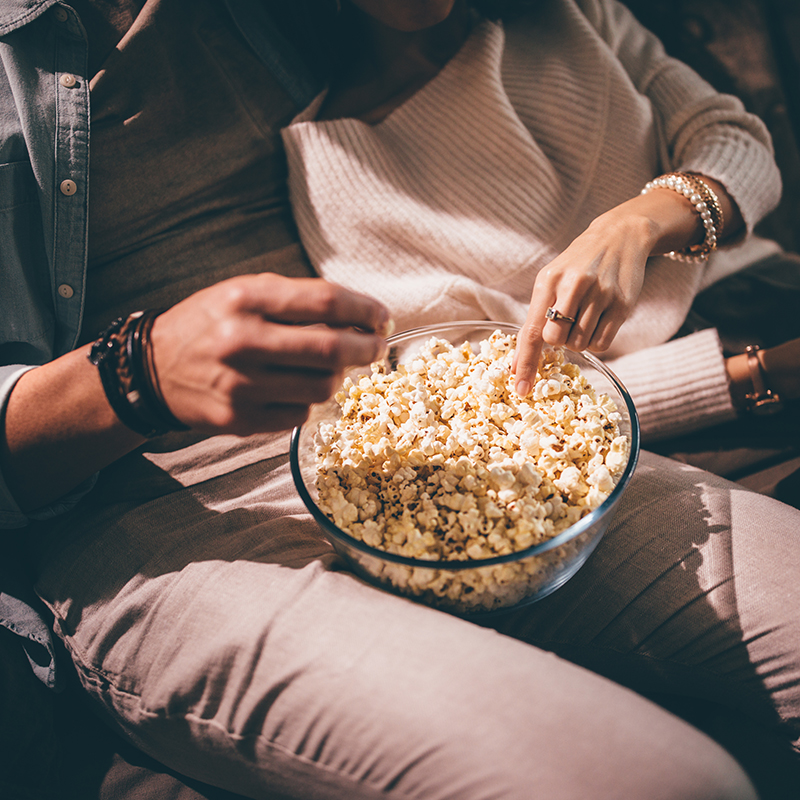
[607, 328, 737, 443]
[645, 65, 782, 233]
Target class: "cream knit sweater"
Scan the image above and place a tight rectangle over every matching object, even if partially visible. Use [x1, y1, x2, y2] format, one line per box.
[281, 0, 782, 441]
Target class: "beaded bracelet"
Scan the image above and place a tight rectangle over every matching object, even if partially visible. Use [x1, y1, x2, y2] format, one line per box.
[641, 172, 724, 262]
[89, 310, 190, 438]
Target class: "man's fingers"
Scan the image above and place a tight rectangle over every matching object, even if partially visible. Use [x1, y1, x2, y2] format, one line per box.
[215, 403, 313, 437]
[229, 319, 387, 372]
[149, 275, 394, 436]
[235, 274, 392, 334]
[235, 367, 343, 406]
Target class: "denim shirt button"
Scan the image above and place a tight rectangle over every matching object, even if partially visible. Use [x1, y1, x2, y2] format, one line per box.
[60, 179, 78, 196]
[53, 6, 69, 22]
[58, 284, 75, 299]
[60, 74, 77, 88]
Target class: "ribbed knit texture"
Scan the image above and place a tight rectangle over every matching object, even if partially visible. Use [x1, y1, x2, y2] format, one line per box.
[609, 328, 737, 440]
[282, 0, 781, 440]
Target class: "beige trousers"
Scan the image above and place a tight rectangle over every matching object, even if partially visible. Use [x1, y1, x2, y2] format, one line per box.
[31, 434, 800, 799]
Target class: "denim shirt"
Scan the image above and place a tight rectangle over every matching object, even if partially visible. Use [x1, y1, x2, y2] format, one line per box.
[0, 0, 318, 685]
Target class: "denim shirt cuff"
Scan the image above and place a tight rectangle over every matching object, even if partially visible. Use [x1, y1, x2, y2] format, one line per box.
[0, 593, 61, 689]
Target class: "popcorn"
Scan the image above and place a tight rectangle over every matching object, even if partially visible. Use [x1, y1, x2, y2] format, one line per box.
[313, 331, 629, 613]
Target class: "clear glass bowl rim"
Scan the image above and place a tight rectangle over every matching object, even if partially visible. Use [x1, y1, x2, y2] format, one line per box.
[290, 320, 641, 571]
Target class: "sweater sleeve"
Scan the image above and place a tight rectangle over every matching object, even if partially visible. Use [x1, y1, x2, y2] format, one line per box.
[606, 328, 737, 442]
[578, 0, 781, 234]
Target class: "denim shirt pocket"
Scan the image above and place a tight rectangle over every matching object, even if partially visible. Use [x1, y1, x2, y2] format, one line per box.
[0, 160, 55, 366]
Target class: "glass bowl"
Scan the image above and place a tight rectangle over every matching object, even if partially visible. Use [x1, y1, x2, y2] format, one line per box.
[291, 321, 640, 617]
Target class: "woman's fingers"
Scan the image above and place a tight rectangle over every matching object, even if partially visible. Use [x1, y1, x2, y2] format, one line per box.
[586, 308, 624, 353]
[513, 266, 585, 395]
[513, 285, 555, 396]
[514, 237, 646, 395]
[512, 320, 544, 398]
[562, 297, 596, 351]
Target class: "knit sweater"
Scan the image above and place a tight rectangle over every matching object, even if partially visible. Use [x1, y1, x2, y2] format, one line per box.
[281, 0, 782, 441]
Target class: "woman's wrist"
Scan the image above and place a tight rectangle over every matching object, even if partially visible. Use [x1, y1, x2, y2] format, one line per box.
[595, 188, 703, 257]
[584, 171, 743, 263]
[642, 173, 723, 262]
[624, 172, 745, 260]
[725, 338, 800, 414]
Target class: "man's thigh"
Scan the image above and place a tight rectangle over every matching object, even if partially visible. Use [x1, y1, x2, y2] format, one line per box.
[33, 452, 755, 799]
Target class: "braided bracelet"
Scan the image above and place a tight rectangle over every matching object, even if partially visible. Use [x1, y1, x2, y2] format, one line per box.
[89, 310, 190, 438]
[641, 172, 724, 262]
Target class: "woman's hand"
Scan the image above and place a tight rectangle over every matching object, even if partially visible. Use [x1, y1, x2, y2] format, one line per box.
[512, 175, 743, 396]
[152, 273, 391, 435]
[512, 210, 651, 396]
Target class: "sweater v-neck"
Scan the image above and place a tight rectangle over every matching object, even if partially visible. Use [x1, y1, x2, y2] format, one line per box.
[290, 18, 495, 131]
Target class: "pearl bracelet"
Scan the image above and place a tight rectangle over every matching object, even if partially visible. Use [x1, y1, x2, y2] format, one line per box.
[641, 172, 724, 262]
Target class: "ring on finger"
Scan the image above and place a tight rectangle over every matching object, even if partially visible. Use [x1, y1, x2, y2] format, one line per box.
[545, 306, 576, 324]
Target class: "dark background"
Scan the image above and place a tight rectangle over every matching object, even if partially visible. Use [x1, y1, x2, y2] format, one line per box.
[623, 0, 800, 254]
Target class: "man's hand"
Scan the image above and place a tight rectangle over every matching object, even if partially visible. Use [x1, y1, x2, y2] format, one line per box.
[152, 274, 392, 434]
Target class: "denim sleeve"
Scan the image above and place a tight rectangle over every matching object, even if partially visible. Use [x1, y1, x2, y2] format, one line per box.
[0, 589, 61, 689]
[0, 369, 91, 690]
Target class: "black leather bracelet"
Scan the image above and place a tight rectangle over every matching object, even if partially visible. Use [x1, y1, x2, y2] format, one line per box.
[127, 310, 189, 434]
[89, 315, 152, 436]
[88, 311, 189, 437]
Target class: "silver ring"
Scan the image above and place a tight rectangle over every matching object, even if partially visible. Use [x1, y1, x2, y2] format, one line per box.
[545, 307, 576, 324]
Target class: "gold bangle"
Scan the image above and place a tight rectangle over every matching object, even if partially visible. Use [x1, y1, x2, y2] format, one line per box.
[744, 345, 783, 415]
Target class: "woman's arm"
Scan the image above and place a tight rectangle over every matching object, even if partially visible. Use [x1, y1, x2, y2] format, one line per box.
[726, 338, 800, 411]
[512, 174, 742, 395]
[511, 0, 781, 394]
[1, 273, 390, 513]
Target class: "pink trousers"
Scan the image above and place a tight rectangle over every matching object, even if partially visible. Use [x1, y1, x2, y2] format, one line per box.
[32, 434, 800, 799]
